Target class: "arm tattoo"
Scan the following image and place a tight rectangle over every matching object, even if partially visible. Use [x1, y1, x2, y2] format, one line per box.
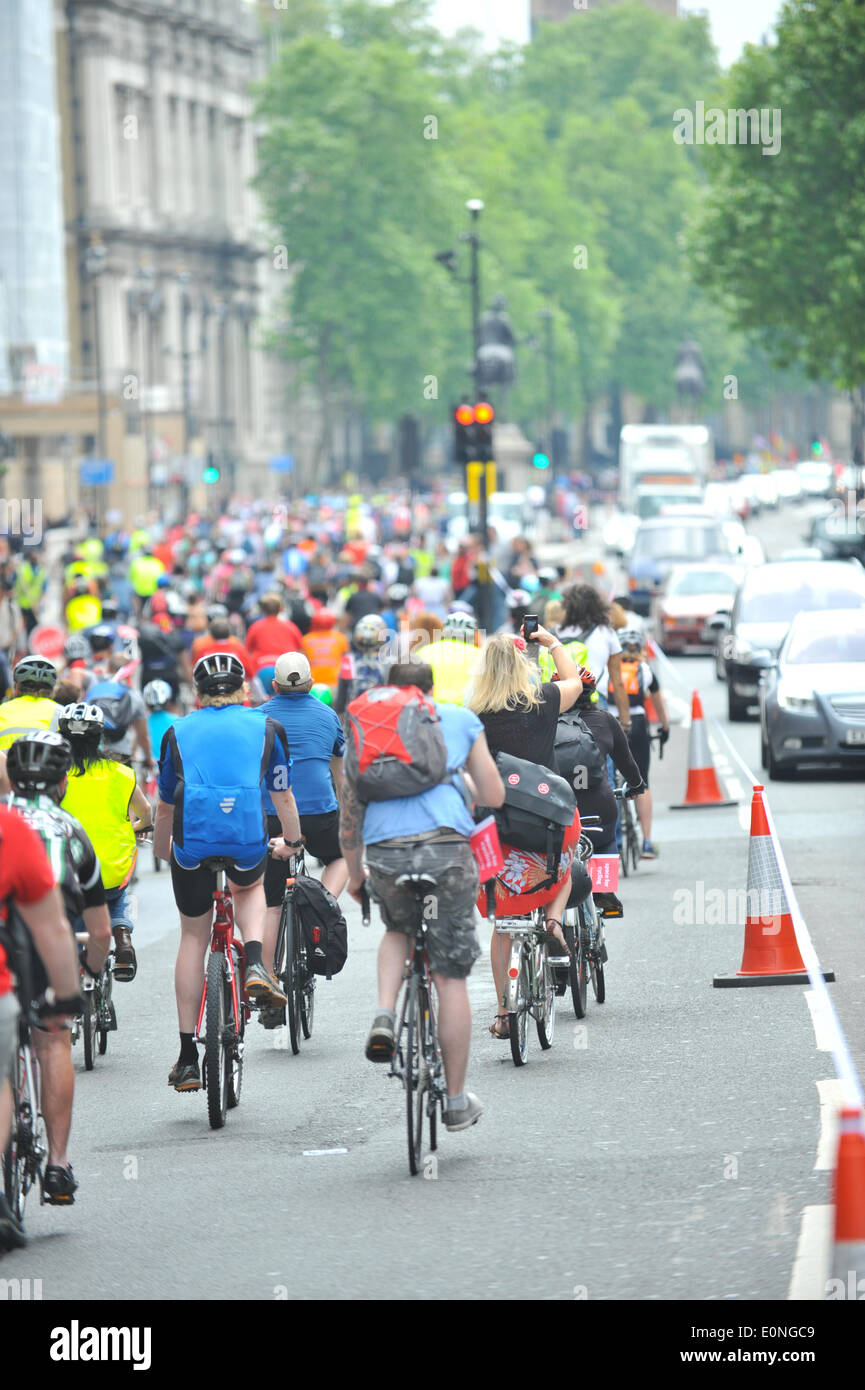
[339, 782, 364, 852]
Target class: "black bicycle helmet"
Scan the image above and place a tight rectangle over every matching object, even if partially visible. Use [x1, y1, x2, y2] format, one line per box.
[57, 703, 105, 739]
[13, 657, 57, 694]
[193, 651, 245, 696]
[6, 731, 73, 792]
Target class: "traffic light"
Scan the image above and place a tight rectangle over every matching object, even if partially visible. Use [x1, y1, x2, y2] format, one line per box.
[203, 463, 220, 484]
[398, 414, 421, 474]
[454, 404, 476, 466]
[811, 439, 823, 457]
[474, 402, 494, 462]
[532, 446, 550, 470]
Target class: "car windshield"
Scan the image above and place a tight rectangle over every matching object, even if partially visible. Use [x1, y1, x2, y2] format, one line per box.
[668, 569, 739, 597]
[740, 573, 865, 623]
[632, 525, 722, 561]
[785, 622, 865, 665]
[490, 501, 523, 524]
[636, 494, 699, 519]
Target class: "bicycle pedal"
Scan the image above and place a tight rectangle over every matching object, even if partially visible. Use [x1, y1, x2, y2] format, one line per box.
[598, 943, 608, 963]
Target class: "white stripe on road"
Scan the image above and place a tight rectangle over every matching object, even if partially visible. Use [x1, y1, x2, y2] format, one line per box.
[815, 1079, 843, 1171]
[805, 991, 836, 1053]
[788, 1204, 832, 1300]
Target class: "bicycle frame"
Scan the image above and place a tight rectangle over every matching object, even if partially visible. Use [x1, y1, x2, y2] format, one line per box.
[390, 918, 444, 1106]
[194, 871, 248, 1043]
[495, 913, 545, 1016]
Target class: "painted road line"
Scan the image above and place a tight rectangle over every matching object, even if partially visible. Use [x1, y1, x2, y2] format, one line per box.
[788, 1204, 832, 1301]
[815, 1079, 844, 1171]
[805, 990, 836, 1053]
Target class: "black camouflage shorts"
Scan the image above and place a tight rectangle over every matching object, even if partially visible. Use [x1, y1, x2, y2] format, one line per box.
[364, 834, 481, 980]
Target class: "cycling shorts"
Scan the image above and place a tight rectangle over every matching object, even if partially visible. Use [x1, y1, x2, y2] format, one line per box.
[170, 850, 267, 918]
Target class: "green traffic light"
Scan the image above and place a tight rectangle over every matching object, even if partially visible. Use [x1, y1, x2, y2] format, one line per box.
[811, 440, 823, 456]
[533, 452, 550, 470]
[203, 466, 220, 483]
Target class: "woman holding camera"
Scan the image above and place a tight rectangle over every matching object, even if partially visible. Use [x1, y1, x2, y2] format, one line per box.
[466, 624, 582, 1037]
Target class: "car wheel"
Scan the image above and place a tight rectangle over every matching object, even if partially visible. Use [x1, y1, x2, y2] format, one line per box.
[767, 741, 792, 780]
[715, 648, 726, 681]
[727, 688, 748, 722]
[760, 729, 769, 770]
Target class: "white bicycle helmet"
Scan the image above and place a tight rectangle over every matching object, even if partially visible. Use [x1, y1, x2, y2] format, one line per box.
[353, 614, 388, 650]
[143, 679, 173, 709]
[443, 610, 478, 636]
[58, 703, 106, 738]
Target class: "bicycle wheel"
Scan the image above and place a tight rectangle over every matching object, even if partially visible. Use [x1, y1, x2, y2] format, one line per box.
[586, 906, 606, 1004]
[278, 895, 301, 1055]
[97, 967, 113, 1056]
[226, 953, 244, 1109]
[405, 973, 425, 1175]
[536, 942, 556, 1050]
[3, 1056, 25, 1222]
[299, 945, 314, 1040]
[508, 942, 530, 1067]
[565, 915, 587, 1019]
[82, 988, 98, 1071]
[204, 952, 229, 1130]
[626, 806, 640, 873]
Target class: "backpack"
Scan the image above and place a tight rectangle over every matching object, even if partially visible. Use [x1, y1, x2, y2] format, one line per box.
[88, 679, 134, 743]
[621, 658, 646, 701]
[484, 751, 576, 889]
[292, 875, 348, 979]
[345, 685, 448, 803]
[554, 709, 605, 793]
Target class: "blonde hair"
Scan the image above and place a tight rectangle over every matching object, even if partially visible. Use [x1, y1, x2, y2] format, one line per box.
[198, 688, 247, 708]
[466, 634, 543, 714]
[608, 601, 627, 631]
[544, 598, 564, 628]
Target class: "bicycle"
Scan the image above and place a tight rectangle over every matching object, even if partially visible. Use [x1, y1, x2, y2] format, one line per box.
[194, 859, 249, 1130]
[70, 933, 117, 1071]
[488, 886, 556, 1068]
[272, 849, 314, 1055]
[3, 1010, 46, 1224]
[562, 823, 609, 1017]
[614, 768, 640, 877]
[372, 877, 447, 1175]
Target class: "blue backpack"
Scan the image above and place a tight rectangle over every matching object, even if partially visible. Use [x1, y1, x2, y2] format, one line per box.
[88, 680, 134, 743]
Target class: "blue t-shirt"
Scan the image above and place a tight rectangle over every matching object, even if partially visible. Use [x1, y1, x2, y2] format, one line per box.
[148, 709, 179, 751]
[158, 704, 291, 869]
[362, 703, 482, 845]
[255, 693, 345, 817]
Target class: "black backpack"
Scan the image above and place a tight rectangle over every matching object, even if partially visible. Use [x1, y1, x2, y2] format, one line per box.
[554, 710, 605, 793]
[88, 680, 134, 744]
[292, 875, 348, 980]
[484, 752, 576, 890]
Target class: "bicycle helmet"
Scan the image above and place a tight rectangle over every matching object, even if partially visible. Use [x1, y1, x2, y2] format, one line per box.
[6, 731, 73, 792]
[87, 623, 117, 652]
[353, 614, 388, 650]
[386, 583, 410, 606]
[310, 683, 334, 706]
[13, 657, 57, 694]
[310, 608, 336, 632]
[142, 679, 173, 709]
[443, 610, 478, 636]
[63, 634, 91, 663]
[575, 665, 598, 708]
[206, 603, 229, 622]
[618, 628, 644, 656]
[57, 703, 105, 738]
[193, 651, 245, 696]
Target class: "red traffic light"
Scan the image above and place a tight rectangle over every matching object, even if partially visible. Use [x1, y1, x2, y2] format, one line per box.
[455, 404, 475, 426]
[475, 402, 494, 424]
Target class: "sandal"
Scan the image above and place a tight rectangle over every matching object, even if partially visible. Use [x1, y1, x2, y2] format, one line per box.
[542, 920, 571, 957]
[489, 1015, 510, 1039]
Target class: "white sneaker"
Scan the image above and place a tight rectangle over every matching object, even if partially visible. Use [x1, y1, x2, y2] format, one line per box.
[443, 1093, 484, 1132]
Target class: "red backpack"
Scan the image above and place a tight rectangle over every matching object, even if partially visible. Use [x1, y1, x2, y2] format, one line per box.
[345, 685, 448, 803]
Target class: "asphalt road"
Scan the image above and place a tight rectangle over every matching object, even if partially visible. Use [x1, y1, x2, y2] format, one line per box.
[6, 499, 861, 1302]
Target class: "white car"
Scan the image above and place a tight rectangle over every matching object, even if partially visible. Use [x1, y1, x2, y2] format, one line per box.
[603, 510, 639, 555]
[796, 460, 835, 499]
[754, 473, 780, 509]
[774, 468, 804, 502]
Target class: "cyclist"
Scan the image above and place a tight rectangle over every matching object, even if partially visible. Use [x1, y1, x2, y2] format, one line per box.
[5, 732, 111, 1205]
[333, 614, 389, 715]
[541, 584, 631, 730]
[245, 592, 303, 669]
[565, 666, 645, 862]
[190, 609, 254, 679]
[602, 628, 670, 860]
[142, 679, 180, 753]
[88, 654, 154, 770]
[0, 804, 83, 1250]
[339, 660, 505, 1132]
[0, 658, 59, 751]
[154, 652, 303, 1092]
[59, 703, 152, 981]
[413, 610, 481, 706]
[301, 607, 349, 693]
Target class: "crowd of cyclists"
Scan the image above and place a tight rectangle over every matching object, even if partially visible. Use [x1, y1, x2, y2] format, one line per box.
[0, 504, 671, 1248]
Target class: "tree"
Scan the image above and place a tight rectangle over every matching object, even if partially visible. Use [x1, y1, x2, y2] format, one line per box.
[693, 0, 865, 453]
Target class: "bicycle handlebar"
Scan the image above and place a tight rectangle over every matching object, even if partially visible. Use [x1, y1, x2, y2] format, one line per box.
[360, 883, 371, 927]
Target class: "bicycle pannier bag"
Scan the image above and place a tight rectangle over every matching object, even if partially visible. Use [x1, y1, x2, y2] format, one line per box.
[292, 874, 348, 980]
[345, 684, 448, 802]
[487, 752, 576, 884]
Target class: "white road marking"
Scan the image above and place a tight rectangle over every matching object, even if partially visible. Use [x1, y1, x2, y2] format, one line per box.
[815, 1079, 843, 1171]
[302, 1148, 348, 1157]
[788, 1204, 832, 1300]
[805, 990, 835, 1053]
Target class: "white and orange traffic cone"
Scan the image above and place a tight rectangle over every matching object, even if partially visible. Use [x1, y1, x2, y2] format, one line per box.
[714, 784, 834, 987]
[830, 1107, 865, 1292]
[670, 690, 736, 809]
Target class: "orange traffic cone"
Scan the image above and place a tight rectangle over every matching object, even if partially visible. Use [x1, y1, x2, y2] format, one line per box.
[714, 785, 834, 987]
[670, 691, 736, 809]
[830, 1107, 865, 1291]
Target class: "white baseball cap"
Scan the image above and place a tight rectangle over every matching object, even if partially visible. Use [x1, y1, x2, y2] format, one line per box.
[273, 652, 312, 688]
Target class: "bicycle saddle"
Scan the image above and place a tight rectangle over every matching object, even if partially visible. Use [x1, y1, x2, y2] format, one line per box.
[200, 856, 235, 873]
[394, 872, 438, 898]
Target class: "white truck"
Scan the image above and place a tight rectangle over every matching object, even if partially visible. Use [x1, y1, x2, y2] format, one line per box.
[618, 424, 713, 517]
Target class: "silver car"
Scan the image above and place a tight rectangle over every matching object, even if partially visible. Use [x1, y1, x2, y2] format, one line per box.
[760, 608, 865, 778]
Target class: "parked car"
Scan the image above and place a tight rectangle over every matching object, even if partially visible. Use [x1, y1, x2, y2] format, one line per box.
[796, 459, 835, 499]
[774, 468, 804, 503]
[627, 516, 728, 616]
[712, 559, 865, 720]
[760, 608, 865, 777]
[653, 561, 744, 654]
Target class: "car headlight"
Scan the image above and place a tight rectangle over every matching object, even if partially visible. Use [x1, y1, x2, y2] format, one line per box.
[776, 686, 817, 714]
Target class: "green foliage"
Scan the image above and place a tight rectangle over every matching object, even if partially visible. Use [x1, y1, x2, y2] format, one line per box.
[694, 0, 865, 391]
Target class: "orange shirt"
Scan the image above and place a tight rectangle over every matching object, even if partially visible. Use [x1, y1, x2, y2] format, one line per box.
[190, 634, 254, 679]
[301, 630, 349, 687]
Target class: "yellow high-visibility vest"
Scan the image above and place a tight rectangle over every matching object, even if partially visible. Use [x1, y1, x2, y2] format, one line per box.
[63, 760, 137, 890]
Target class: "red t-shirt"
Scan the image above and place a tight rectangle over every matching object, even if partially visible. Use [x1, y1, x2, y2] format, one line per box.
[0, 806, 57, 996]
[246, 615, 303, 668]
[190, 635, 255, 679]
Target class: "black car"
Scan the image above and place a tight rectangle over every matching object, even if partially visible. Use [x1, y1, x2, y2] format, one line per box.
[712, 559, 865, 721]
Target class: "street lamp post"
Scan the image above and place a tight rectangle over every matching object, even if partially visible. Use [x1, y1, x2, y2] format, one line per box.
[83, 237, 108, 526]
[464, 199, 484, 391]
